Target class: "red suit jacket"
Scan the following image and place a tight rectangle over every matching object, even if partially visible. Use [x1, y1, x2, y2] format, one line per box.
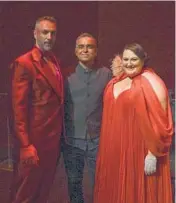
[10, 47, 64, 203]
[11, 46, 64, 152]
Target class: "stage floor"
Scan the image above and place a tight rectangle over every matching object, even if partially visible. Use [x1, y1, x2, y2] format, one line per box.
[0, 155, 92, 203]
[0, 153, 175, 203]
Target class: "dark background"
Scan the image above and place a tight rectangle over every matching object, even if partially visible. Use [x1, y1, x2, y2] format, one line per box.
[0, 1, 175, 93]
[0, 1, 174, 202]
[0, 1, 174, 143]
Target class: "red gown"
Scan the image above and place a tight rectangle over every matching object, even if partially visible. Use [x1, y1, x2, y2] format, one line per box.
[94, 69, 173, 203]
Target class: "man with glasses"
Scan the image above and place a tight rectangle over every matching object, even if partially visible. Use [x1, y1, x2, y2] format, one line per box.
[62, 33, 112, 203]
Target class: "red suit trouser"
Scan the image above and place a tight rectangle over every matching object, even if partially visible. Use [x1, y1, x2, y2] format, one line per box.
[10, 147, 59, 203]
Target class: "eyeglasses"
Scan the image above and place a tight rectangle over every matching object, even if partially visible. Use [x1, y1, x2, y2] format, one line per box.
[76, 44, 96, 50]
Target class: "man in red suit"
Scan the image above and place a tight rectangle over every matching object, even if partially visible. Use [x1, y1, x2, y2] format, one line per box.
[10, 16, 64, 203]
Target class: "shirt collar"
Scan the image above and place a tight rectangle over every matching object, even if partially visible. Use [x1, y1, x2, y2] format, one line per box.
[78, 62, 94, 73]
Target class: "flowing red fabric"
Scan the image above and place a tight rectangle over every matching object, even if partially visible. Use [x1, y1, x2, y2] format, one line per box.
[94, 68, 173, 203]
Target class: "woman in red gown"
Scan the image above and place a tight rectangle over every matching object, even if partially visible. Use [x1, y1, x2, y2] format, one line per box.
[94, 43, 173, 203]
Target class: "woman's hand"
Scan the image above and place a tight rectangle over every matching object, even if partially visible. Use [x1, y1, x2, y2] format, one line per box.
[144, 151, 157, 175]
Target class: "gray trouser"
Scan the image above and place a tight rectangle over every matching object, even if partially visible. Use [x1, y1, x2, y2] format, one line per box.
[62, 141, 98, 203]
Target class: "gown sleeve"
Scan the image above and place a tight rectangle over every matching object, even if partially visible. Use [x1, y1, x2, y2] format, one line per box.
[133, 71, 173, 156]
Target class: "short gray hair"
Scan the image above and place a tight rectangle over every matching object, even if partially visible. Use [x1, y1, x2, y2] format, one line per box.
[35, 16, 57, 29]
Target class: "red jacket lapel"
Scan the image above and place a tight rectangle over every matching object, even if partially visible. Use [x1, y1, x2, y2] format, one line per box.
[31, 47, 63, 99]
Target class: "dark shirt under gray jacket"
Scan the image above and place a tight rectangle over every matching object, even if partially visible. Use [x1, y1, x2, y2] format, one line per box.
[63, 63, 112, 150]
